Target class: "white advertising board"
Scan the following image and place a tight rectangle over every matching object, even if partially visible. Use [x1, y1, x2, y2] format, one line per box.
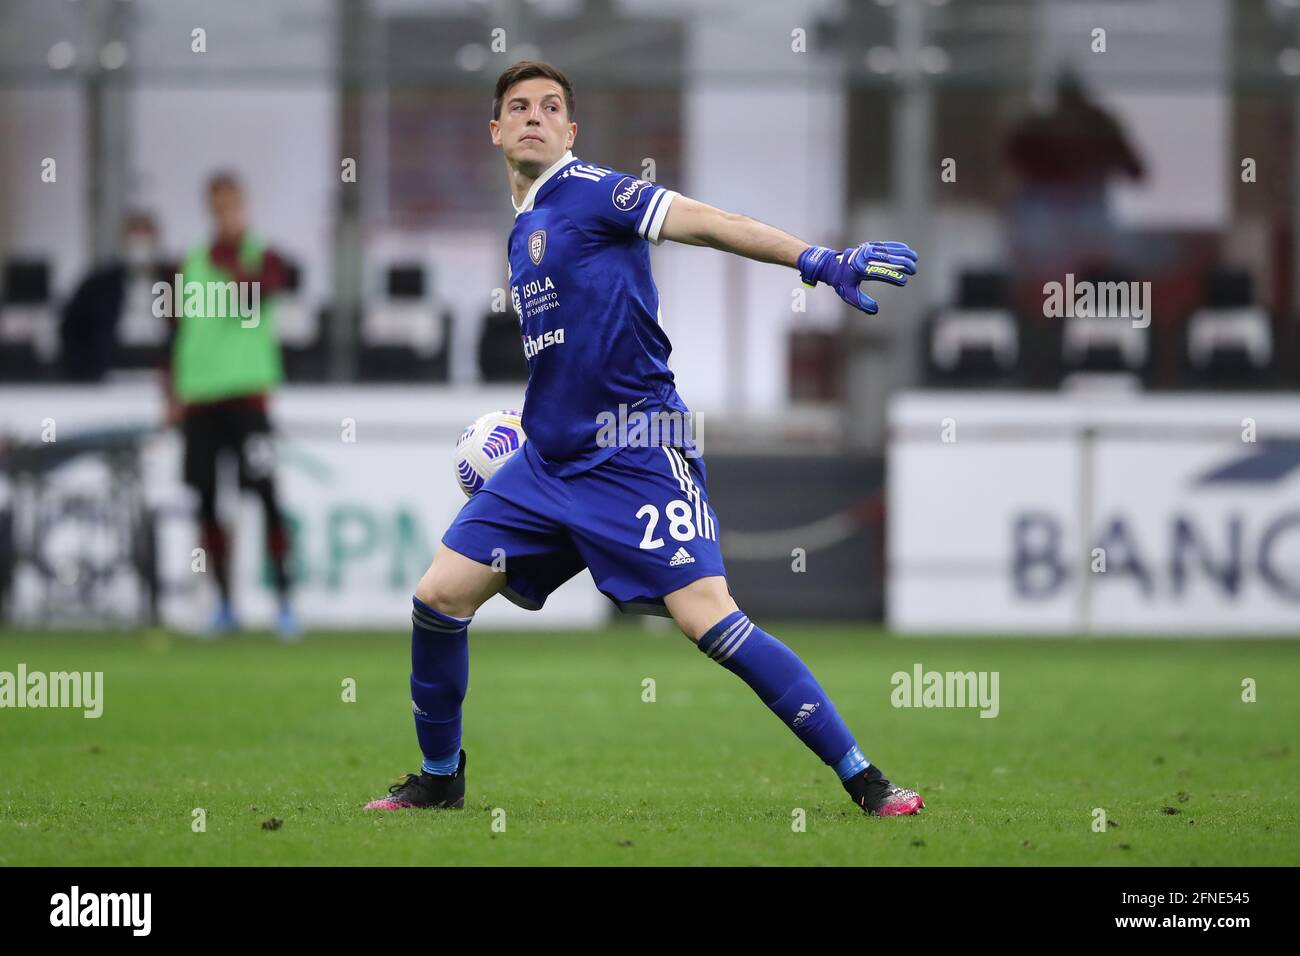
[889, 392, 1300, 635]
[0, 384, 608, 631]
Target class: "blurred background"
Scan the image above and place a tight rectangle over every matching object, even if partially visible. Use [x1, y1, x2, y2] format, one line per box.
[0, 0, 1298, 635]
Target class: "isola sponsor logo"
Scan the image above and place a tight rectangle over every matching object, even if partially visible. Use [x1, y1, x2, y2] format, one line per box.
[523, 327, 566, 359]
[520, 277, 556, 295]
[611, 175, 652, 212]
[521, 277, 555, 297]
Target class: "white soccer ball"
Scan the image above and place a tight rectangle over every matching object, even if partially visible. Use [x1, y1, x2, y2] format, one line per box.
[454, 409, 526, 497]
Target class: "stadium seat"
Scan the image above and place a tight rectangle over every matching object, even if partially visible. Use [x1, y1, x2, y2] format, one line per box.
[1185, 270, 1273, 384]
[0, 259, 57, 382]
[925, 271, 1019, 384]
[1060, 270, 1148, 373]
[359, 264, 449, 381]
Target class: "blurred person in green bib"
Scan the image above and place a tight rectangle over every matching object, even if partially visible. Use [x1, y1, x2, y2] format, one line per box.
[164, 171, 299, 639]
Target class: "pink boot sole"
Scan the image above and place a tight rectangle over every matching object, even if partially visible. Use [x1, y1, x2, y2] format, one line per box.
[364, 799, 420, 811]
[876, 793, 925, 816]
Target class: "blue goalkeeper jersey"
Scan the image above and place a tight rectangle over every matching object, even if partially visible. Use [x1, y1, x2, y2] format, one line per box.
[507, 151, 689, 476]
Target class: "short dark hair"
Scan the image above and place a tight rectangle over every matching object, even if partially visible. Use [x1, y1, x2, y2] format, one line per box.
[121, 210, 156, 235]
[206, 170, 242, 197]
[492, 61, 574, 121]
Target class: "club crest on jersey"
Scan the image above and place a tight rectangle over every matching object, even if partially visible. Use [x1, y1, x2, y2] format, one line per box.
[611, 176, 652, 212]
[528, 229, 547, 265]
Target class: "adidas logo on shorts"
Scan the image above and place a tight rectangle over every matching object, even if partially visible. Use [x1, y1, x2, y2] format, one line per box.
[668, 547, 695, 567]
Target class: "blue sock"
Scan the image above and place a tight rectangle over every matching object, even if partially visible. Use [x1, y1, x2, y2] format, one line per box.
[410, 596, 469, 775]
[421, 754, 462, 776]
[697, 611, 870, 781]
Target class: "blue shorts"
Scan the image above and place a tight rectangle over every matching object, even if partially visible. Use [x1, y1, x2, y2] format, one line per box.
[441, 441, 726, 616]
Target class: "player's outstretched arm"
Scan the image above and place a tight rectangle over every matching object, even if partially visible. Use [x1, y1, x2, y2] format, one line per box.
[658, 194, 917, 315]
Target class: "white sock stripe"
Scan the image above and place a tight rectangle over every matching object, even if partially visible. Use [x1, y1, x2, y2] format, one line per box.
[413, 606, 448, 625]
[412, 609, 470, 633]
[706, 617, 749, 659]
[719, 614, 748, 642]
[713, 622, 751, 662]
[716, 622, 754, 663]
[709, 615, 750, 659]
[412, 610, 468, 630]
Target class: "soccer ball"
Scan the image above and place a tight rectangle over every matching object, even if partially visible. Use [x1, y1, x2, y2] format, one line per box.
[454, 410, 526, 497]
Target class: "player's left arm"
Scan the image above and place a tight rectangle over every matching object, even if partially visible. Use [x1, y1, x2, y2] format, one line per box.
[658, 194, 917, 315]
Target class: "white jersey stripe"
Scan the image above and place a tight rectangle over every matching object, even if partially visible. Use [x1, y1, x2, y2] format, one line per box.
[645, 190, 678, 245]
[637, 187, 665, 239]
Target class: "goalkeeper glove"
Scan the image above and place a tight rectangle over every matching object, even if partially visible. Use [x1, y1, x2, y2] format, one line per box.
[797, 241, 918, 315]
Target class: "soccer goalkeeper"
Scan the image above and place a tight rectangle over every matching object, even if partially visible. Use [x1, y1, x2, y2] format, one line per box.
[367, 62, 923, 817]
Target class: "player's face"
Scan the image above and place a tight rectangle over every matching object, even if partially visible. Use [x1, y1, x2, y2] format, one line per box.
[209, 185, 246, 241]
[490, 77, 576, 174]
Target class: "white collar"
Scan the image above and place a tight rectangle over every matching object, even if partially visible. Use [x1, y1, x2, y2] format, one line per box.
[512, 150, 575, 216]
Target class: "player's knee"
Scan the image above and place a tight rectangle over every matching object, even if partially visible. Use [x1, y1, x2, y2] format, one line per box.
[415, 567, 478, 620]
[679, 609, 738, 643]
[675, 619, 704, 642]
[664, 577, 740, 642]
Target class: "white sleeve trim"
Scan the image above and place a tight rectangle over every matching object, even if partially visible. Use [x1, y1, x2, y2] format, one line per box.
[642, 189, 678, 245]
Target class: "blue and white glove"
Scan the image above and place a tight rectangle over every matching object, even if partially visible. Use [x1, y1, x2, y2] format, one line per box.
[797, 241, 918, 315]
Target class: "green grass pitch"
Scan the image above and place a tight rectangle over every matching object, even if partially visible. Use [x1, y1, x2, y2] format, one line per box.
[1, 625, 1297, 866]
